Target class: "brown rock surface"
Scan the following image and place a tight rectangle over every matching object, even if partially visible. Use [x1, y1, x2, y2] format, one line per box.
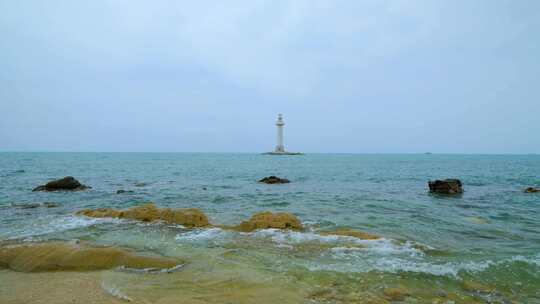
[0, 242, 180, 272]
[76, 203, 209, 227]
[237, 211, 302, 232]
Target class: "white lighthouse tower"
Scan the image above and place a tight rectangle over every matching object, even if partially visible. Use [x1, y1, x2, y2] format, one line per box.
[275, 113, 285, 153]
[264, 114, 302, 155]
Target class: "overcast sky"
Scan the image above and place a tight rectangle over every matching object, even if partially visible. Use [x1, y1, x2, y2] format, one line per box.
[1, 1, 539, 153]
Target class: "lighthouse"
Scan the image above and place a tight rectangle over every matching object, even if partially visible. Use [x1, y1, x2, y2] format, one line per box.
[264, 114, 302, 155]
[275, 114, 285, 153]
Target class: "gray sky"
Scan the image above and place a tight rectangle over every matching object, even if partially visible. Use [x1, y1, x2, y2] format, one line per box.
[1, 1, 539, 153]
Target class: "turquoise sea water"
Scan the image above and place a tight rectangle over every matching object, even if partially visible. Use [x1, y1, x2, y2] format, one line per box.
[1, 153, 539, 303]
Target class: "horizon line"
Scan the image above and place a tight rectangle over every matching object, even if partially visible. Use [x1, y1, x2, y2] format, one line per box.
[0, 150, 538, 156]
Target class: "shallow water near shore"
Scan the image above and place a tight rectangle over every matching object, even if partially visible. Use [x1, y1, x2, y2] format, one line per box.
[1, 152, 539, 303]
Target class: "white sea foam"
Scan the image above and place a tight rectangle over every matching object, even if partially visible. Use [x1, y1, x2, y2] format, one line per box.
[101, 282, 133, 302]
[5, 215, 124, 240]
[304, 255, 498, 278]
[118, 264, 185, 274]
[247, 229, 423, 256]
[175, 227, 229, 242]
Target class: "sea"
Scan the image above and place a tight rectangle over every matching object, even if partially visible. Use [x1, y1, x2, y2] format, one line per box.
[0, 152, 539, 303]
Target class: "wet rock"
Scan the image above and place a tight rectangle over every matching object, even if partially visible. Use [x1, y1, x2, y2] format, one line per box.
[32, 176, 90, 192]
[524, 187, 539, 193]
[320, 229, 379, 240]
[258, 176, 290, 184]
[77, 203, 209, 227]
[428, 179, 463, 194]
[383, 287, 409, 301]
[0, 242, 179, 272]
[237, 211, 302, 232]
[116, 189, 134, 194]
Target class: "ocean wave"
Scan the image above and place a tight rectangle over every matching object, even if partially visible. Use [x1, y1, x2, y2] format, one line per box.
[3, 215, 124, 240]
[307, 251, 540, 279]
[304, 257, 496, 278]
[175, 228, 231, 243]
[246, 229, 423, 255]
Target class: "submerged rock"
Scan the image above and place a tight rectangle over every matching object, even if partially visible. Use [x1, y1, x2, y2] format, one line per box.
[524, 187, 539, 193]
[237, 211, 302, 232]
[77, 203, 209, 227]
[11, 202, 59, 209]
[461, 280, 495, 293]
[0, 242, 179, 272]
[116, 189, 134, 194]
[428, 179, 463, 194]
[32, 176, 90, 192]
[383, 287, 410, 301]
[320, 229, 379, 240]
[258, 176, 290, 184]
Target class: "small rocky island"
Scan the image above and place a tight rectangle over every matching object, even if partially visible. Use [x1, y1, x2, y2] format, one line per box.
[32, 176, 91, 192]
[428, 179, 463, 194]
[258, 176, 290, 184]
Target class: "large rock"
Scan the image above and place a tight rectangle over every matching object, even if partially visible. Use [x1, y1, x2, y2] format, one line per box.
[258, 176, 290, 184]
[0, 242, 179, 272]
[32, 176, 90, 192]
[428, 179, 463, 194]
[524, 187, 539, 193]
[237, 211, 302, 232]
[76, 203, 209, 227]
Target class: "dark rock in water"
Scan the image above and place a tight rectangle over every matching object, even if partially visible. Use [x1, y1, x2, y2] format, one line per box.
[11, 202, 59, 209]
[258, 176, 290, 184]
[524, 187, 539, 193]
[428, 179, 463, 194]
[32, 176, 90, 192]
[17, 203, 41, 209]
[134, 182, 148, 187]
[116, 189, 134, 194]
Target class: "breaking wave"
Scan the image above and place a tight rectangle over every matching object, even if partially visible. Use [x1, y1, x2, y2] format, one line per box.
[2, 215, 124, 240]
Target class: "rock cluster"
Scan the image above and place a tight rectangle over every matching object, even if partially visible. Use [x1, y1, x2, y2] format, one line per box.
[258, 176, 290, 184]
[237, 211, 302, 232]
[0, 242, 179, 272]
[76, 203, 209, 227]
[76, 204, 383, 243]
[428, 179, 463, 194]
[32, 176, 90, 192]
